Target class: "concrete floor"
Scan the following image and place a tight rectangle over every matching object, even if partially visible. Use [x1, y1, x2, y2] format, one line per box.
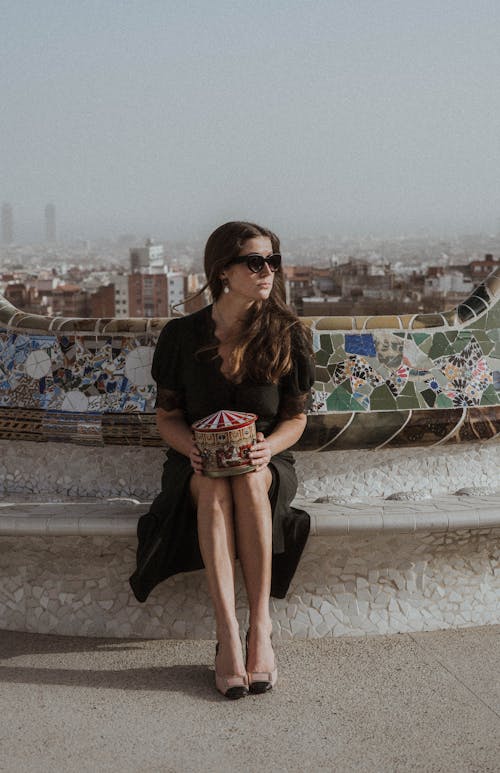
[0, 626, 499, 773]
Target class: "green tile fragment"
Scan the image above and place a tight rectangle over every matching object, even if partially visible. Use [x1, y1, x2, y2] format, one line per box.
[319, 334, 333, 354]
[465, 315, 487, 331]
[400, 381, 418, 399]
[485, 307, 500, 331]
[436, 393, 454, 408]
[315, 348, 330, 366]
[412, 333, 430, 345]
[370, 383, 397, 410]
[428, 332, 452, 359]
[471, 331, 495, 355]
[420, 388, 437, 407]
[331, 334, 345, 348]
[315, 366, 330, 382]
[396, 394, 420, 410]
[480, 385, 499, 405]
[339, 378, 352, 394]
[417, 336, 433, 355]
[329, 348, 347, 364]
[326, 385, 365, 411]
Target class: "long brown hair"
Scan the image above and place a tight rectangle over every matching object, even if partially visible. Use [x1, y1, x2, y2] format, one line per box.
[202, 221, 313, 383]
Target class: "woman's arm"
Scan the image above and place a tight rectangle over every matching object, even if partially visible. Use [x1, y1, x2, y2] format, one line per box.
[156, 406, 204, 475]
[249, 413, 307, 472]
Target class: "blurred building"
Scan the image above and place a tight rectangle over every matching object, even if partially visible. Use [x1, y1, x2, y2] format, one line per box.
[89, 284, 115, 318]
[182, 273, 209, 314]
[468, 254, 500, 282]
[48, 284, 88, 317]
[4, 282, 31, 309]
[130, 238, 164, 273]
[128, 273, 168, 317]
[113, 275, 130, 318]
[167, 271, 187, 313]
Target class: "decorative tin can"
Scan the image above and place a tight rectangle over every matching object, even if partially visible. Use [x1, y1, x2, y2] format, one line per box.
[192, 410, 258, 478]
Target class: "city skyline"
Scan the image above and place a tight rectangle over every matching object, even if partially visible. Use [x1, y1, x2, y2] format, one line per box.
[2, 2, 500, 241]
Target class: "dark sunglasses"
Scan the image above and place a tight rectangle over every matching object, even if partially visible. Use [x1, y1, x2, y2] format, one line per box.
[228, 252, 282, 273]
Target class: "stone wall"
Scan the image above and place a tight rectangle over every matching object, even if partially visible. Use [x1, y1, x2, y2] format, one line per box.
[1, 529, 499, 639]
[1, 439, 498, 502]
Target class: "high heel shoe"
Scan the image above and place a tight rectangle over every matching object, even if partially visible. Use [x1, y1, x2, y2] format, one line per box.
[245, 629, 278, 694]
[214, 642, 249, 699]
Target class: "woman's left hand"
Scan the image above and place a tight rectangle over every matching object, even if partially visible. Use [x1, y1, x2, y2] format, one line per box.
[249, 432, 273, 471]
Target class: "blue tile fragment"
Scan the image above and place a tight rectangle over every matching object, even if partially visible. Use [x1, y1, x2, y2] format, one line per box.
[345, 334, 376, 357]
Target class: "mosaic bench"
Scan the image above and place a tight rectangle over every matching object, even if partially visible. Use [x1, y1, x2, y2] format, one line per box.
[0, 270, 499, 639]
[0, 266, 499, 450]
[0, 487, 499, 639]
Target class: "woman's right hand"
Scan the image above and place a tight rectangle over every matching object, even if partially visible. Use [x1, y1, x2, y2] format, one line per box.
[189, 441, 204, 475]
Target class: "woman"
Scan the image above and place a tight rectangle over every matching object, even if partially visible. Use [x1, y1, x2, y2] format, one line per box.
[129, 221, 315, 699]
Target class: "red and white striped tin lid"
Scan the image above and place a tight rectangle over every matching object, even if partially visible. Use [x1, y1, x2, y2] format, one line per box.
[192, 410, 257, 432]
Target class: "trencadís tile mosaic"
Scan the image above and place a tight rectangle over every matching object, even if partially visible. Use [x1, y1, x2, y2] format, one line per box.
[0, 269, 499, 450]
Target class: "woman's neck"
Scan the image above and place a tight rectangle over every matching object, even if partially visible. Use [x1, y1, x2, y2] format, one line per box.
[212, 296, 253, 340]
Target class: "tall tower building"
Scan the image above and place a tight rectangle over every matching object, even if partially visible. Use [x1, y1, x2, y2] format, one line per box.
[1, 202, 14, 244]
[45, 203, 56, 242]
[129, 238, 164, 273]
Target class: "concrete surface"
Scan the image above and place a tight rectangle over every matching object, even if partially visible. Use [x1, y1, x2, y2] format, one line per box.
[0, 626, 499, 773]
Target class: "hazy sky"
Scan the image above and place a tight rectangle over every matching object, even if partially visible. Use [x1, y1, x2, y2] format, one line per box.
[2, 1, 500, 241]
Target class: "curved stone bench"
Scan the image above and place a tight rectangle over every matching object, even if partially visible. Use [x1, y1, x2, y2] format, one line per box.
[1, 493, 500, 536]
[1, 489, 499, 640]
[0, 269, 499, 639]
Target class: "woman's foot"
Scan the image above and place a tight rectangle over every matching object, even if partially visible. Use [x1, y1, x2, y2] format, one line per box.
[214, 627, 248, 699]
[245, 622, 277, 694]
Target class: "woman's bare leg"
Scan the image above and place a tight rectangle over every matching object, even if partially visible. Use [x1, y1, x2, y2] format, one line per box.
[230, 468, 275, 673]
[190, 475, 245, 677]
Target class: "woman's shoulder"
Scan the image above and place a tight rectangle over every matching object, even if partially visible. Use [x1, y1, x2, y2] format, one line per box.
[289, 318, 313, 353]
[158, 305, 212, 337]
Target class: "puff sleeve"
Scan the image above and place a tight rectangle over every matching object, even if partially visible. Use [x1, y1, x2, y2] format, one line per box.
[151, 319, 184, 411]
[278, 331, 316, 420]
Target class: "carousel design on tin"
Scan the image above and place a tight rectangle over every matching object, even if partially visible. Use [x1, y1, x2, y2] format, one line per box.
[192, 410, 258, 477]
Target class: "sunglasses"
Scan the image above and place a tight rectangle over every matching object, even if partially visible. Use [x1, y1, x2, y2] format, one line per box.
[228, 252, 282, 273]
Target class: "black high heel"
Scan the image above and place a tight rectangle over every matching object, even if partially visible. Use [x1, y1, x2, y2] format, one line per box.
[245, 629, 278, 694]
[214, 642, 249, 699]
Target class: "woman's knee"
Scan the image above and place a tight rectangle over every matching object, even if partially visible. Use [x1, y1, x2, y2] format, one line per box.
[190, 475, 233, 512]
[230, 467, 272, 502]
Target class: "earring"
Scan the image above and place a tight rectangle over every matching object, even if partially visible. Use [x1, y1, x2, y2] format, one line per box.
[222, 278, 230, 294]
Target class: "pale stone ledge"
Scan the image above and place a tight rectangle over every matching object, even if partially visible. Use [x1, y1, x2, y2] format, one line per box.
[1, 493, 499, 536]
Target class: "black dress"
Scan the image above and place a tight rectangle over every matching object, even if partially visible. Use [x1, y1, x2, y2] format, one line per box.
[129, 305, 315, 602]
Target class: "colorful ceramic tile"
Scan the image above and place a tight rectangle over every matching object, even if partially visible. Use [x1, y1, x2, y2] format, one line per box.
[396, 394, 420, 410]
[364, 315, 402, 329]
[328, 347, 347, 364]
[319, 334, 333, 354]
[373, 331, 404, 367]
[326, 385, 365, 412]
[315, 316, 354, 331]
[402, 338, 434, 369]
[428, 332, 453, 360]
[370, 384, 397, 410]
[415, 334, 433, 355]
[480, 384, 499, 405]
[411, 313, 447, 329]
[344, 334, 376, 357]
[314, 348, 330, 366]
